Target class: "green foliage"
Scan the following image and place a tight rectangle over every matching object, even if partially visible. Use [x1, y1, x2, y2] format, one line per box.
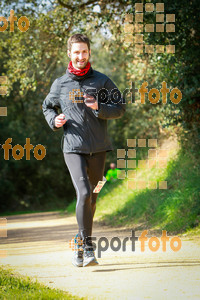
[125, 0, 200, 138]
[95, 145, 200, 234]
[0, 0, 199, 213]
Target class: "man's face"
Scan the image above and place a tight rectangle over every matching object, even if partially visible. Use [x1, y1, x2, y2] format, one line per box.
[110, 163, 116, 169]
[68, 42, 91, 70]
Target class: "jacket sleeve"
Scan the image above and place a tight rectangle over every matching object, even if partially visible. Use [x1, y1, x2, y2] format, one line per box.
[42, 79, 61, 131]
[93, 77, 126, 120]
[105, 170, 111, 181]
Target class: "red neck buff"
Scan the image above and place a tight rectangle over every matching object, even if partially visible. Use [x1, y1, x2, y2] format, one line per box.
[68, 61, 91, 76]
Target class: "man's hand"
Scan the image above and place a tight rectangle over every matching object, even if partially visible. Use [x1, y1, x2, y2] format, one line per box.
[83, 94, 98, 110]
[55, 113, 67, 128]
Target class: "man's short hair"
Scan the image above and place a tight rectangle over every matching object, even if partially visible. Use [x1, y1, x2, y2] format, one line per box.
[68, 34, 90, 51]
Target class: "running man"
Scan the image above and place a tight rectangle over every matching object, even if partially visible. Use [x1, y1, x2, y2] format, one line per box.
[42, 34, 125, 267]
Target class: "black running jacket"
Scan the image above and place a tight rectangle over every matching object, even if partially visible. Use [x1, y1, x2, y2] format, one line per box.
[42, 67, 125, 154]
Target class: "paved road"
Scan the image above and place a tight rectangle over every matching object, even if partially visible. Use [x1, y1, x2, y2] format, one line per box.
[0, 212, 200, 299]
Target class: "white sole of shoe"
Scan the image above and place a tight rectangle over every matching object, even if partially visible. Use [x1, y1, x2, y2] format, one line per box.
[72, 258, 83, 267]
[83, 258, 99, 267]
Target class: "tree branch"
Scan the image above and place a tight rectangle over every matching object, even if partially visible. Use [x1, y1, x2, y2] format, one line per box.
[79, 0, 99, 9]
[57, 0, 74, 10]
[57, 0, 99, 10]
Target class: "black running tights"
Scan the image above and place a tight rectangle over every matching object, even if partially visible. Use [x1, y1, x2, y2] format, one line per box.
[64, 151, 106, 239]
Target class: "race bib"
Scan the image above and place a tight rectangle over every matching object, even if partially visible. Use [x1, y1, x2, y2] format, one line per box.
[93, 176, 107, 193]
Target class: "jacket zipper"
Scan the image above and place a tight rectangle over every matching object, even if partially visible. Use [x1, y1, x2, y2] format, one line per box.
[79, 81, 94, 155]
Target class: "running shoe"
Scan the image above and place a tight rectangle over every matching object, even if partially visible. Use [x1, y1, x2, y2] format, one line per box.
[83, 245, 99, 267]
[71, 234, 83, 267]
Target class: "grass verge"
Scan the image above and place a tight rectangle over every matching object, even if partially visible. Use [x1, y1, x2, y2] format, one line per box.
[0, 266, 82, 300]
[94, 147, 200, 234]
[66, 144, 199, 235]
